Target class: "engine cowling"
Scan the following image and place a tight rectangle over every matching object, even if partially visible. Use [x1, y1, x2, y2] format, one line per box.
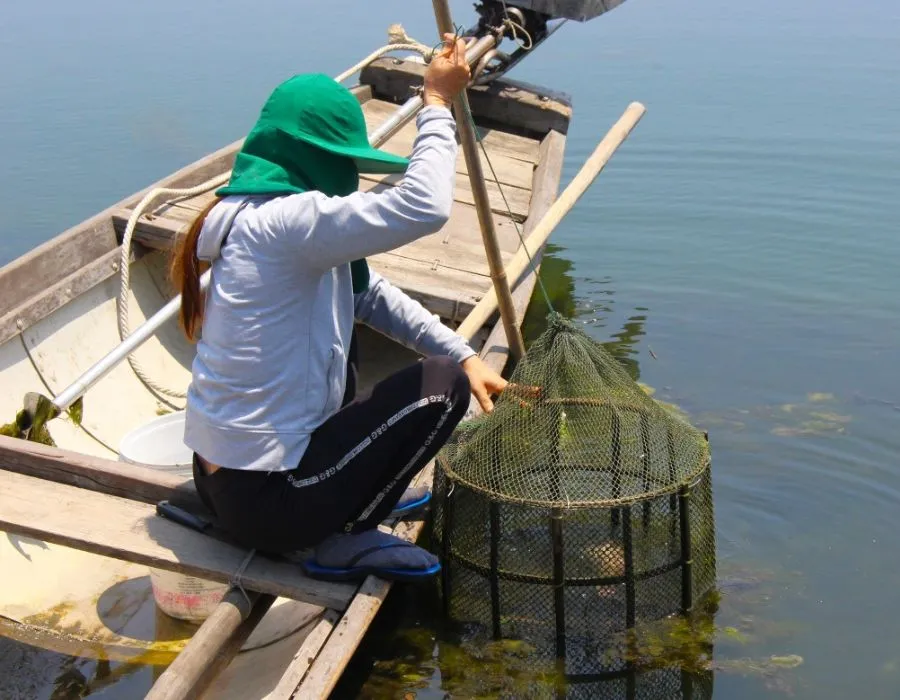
[502, 0, 628, 22]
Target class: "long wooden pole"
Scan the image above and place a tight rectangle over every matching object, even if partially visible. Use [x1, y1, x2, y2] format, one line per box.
[431, 0, 527, 361]
[145, 589, 276, 700]
[457, 101, 647, 340]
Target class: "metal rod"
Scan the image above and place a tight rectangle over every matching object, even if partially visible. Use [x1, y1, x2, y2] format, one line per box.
[611, 411, 623, 528]
[51, 276, 208, 412]
[679, 485, 694, 614]
[640, 412, 652, 526]
[623, 506, 636, 629]
[431, 0, 527, 361]
[668, 427, 678, 513]
[473, 19, 568, 85]
[369, 95, 424, 147]
[489, 501, 502, 639]
[550, 508, 567, 660]
[440, 472, 455, 618]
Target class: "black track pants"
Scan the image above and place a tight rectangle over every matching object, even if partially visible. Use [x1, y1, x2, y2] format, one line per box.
[193, 338, 470, 554]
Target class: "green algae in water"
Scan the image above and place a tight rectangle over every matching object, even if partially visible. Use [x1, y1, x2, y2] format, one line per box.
[347, 558, 806, 699]
[696, 391, 852, 439]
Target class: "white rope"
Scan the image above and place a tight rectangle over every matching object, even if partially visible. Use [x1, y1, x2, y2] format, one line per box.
[229, 548, 257, 610]
[115, 26, 435, 403]
[503, 17, 533, 50]
[117, 172, 230, 402]
[335, 43, 434, 83]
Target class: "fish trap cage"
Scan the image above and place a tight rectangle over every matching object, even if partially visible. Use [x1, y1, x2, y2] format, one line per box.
[433, 315, 716, 688]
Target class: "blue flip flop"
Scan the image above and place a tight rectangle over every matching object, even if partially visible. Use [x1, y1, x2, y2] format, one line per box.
[387, 490, 431, 519]
[301, 543, 441, 583]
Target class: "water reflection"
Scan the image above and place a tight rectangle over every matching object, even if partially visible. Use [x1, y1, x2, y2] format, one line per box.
[522, 244, 648, 381]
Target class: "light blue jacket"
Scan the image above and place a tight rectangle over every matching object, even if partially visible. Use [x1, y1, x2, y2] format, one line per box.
[184, 106, 476, 472]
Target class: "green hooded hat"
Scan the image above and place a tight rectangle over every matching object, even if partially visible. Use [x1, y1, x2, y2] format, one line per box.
[217, 73, 410, 292]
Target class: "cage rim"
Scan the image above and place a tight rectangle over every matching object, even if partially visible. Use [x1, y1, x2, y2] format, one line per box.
[440, 396, 710, 508]
[435, 455, 712, 510]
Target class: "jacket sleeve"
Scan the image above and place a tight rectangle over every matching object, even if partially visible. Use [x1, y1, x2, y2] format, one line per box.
[276, 106, 458, 270]
[354, 269, 476, 364]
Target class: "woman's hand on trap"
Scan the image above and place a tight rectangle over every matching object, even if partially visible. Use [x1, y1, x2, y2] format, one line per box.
[461, 356, 543, 414]
[461, 355, 507, 414]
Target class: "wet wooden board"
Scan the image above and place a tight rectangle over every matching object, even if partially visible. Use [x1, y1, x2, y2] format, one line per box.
[366, 253, 485, 323]
[358, 169, 530, 221]
[0, 470, 354, 610]
[0, 434, 203, 511]
[362, 98, 541, 164]
[361, 100, 536, 189]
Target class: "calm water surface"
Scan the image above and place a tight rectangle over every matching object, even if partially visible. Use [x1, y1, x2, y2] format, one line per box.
[1, 0, 899, 698]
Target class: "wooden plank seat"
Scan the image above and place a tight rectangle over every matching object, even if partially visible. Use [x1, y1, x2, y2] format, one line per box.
[0, 462, 354, 611]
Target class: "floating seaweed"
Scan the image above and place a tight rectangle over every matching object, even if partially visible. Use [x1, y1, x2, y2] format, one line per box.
[695, 391, 852, 439]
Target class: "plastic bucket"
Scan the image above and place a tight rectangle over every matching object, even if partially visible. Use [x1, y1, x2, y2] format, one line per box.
[118, 411, 228, 622]
[118, 410, 195, 477]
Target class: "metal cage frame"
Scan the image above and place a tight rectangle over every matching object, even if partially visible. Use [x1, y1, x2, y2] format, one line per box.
[433, 397, 716, 690]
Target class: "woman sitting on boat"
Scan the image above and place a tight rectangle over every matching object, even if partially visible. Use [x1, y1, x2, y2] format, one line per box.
[170, 35, 506, 582]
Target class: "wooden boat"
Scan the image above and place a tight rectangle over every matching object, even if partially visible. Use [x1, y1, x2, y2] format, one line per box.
[0, 54, 575, 698]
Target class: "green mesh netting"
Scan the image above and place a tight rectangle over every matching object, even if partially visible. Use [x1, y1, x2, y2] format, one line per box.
[433, 314, 716, 685]
[440, 314, 710, 507]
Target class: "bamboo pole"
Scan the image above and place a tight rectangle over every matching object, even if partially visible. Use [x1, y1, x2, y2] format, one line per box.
[457, 101, 647, 341]
[431, 0, 527, 361]
[144, 590, 276, 700]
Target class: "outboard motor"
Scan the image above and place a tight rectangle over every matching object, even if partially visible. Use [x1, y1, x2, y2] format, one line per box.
[470, 0, 629, 83]
[502, 0, 628, 22]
